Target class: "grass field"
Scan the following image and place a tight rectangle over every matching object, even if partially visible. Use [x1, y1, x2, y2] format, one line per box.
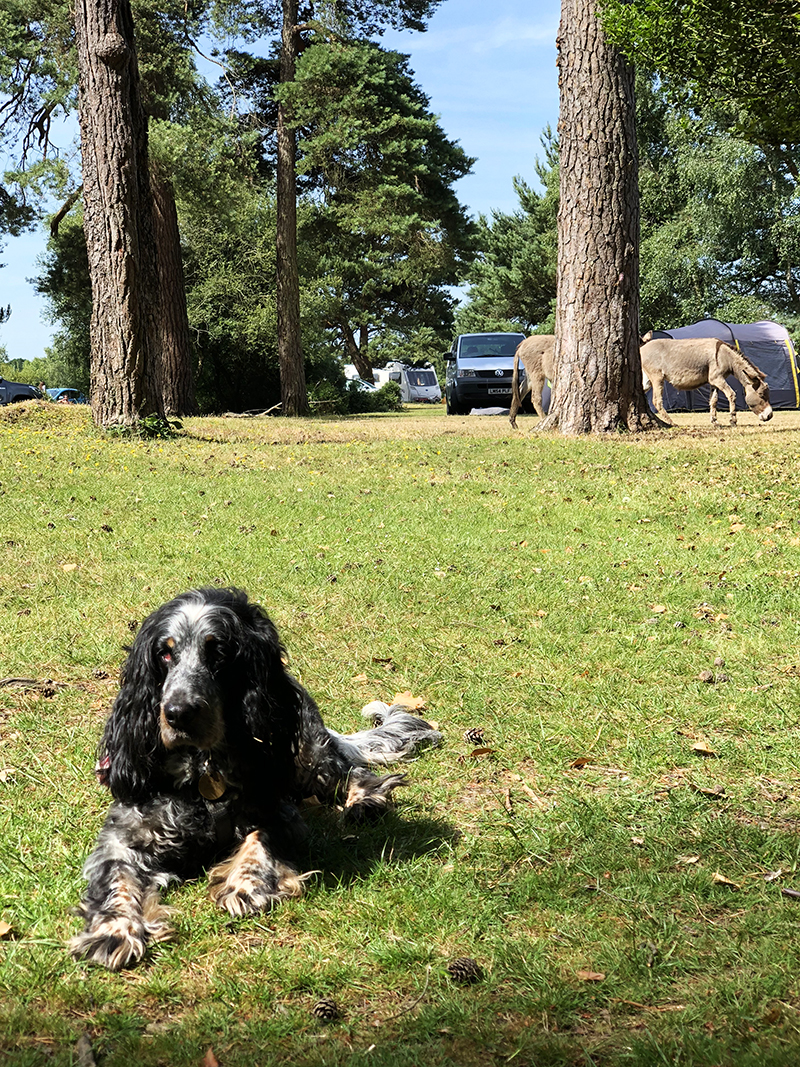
[2, 399, 800, 1066]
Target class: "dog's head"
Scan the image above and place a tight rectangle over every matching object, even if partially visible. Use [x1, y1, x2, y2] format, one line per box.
[100, 588, 302, 802]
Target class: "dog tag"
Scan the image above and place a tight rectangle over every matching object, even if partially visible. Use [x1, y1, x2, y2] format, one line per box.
[199, 771, 226, 800]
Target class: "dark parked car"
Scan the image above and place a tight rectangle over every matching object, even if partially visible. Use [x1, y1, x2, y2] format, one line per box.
[0, 377, 40, 405]
[46, 388, 88, 404]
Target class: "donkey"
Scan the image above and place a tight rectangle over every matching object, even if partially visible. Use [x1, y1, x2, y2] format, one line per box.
[639, 333, 773, 426]
[509, 334, 555, 428]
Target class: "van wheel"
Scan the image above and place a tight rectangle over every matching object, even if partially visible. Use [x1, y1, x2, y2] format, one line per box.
[446, 393, 465, 416]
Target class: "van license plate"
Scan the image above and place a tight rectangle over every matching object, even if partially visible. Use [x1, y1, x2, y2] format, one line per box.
[488, 387, 510, 395]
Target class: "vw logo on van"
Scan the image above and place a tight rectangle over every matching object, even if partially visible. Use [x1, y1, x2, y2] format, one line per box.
[495, 369, 504, 376]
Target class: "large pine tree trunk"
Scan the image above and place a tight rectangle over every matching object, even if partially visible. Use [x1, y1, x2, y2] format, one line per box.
[276, 0, 308, 417]
[74, 0, 162, 427]
[151, 171, 196, 416]
[539, 0, 658, 434]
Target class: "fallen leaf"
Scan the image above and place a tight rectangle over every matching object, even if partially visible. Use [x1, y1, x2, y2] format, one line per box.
[691, 740, 719, 758]
[352, 674, 368, 683]
[650, 604, 667, 614]
[202, 1050, 221, 1067]
[570, 756, 593, 769]
[0, 920, 13, 939]
[729, 522, 746, 533]
[780, 887, 800, 900]
[765, 869, 786, 883]
[576, 970, 606, 982]
[690, 783, 726, 799]
[62, 563, 78, 572]
[677, 855, 700, 866]
[712, 871, 740, 889]
[392, 691, 426, 711]
[630, 836, 645, 846]
[520, 783, 548, 809]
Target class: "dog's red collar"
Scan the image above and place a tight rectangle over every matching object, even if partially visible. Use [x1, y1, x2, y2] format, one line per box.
[95, 754, 111, 787]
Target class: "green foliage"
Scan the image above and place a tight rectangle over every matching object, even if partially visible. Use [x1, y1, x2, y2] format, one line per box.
[368, 325, 449, 380]
[347, 378, 402, 412]
[281, 39, 477, 359]
[637, 75, 800, 329]
[32, 211, 91, 393]
[600, 0, 800, 147]
[457, 133, 558, 335]
[105, 413, 183, 438]
[460, 88, 800, 333]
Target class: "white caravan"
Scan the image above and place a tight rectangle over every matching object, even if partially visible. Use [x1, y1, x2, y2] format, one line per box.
[373, 361, 442, 403]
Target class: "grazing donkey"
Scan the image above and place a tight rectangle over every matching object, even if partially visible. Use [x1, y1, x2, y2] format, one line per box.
[509, 334, 555, 428]
[639, 333, 773, 426]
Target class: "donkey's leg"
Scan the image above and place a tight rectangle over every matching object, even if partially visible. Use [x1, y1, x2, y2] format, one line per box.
[651, 375, 673, 426]
[709, 388, 719, 425]
[532, 374, 546, 418]
[710, 375, 736, 426]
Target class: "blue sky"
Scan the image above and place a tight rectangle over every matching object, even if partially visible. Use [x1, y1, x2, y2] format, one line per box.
[0, 0, 561, 366]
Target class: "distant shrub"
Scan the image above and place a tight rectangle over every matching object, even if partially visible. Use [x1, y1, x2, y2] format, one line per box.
[346, 380, 402, 413]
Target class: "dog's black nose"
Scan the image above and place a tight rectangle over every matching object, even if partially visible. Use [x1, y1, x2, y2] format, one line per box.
[163, 702, 193, 730]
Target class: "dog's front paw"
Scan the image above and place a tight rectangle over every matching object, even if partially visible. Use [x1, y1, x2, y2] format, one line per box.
[208, 832, 305, 916]
[70, 917, 149, 971]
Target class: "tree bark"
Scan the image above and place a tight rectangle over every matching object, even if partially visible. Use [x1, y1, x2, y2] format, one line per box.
[74, 0, 162, 427]
[151, 170, 196, 415]
[276, 0, 309, 416]
[539, 0, 659, 434]
[341, 320, 373, 381]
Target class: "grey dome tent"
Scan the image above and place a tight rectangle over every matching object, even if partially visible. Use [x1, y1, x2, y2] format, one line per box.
[646, 318, 800, 413]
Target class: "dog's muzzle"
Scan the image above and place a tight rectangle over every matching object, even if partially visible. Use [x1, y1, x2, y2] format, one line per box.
[159, 697, 224, 750]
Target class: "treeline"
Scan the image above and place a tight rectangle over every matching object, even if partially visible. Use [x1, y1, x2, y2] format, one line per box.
[1, 0, 476, 418]
[457, 75, 800, 339]
[3, 0, 800, 416]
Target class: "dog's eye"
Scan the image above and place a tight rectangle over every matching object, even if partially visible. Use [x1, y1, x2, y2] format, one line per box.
[205, 637, 226, 668]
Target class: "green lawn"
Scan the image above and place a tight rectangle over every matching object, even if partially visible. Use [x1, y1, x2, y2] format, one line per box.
[2, 400, 800, 1065]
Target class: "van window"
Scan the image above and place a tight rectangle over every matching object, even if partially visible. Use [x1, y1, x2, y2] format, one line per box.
[407, 370, 437, 386]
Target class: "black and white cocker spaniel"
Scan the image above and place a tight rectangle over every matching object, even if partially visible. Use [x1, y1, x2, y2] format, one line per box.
[70, 587, 441, 970]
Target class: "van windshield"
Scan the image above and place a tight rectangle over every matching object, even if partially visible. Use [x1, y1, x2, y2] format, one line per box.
[407, 370, 437, 386]
[460, 334, 524, 357]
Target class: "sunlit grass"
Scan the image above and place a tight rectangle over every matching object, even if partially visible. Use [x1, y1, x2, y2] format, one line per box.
[1, 400, 800, 1064]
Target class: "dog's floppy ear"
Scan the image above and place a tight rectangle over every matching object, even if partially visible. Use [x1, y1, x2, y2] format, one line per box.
[100, 612, 167, 802]
[230, 600, 303, 800]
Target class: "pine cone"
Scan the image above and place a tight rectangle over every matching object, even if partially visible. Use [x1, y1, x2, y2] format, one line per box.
[446, 957, 483, 984]
[312, 997, 341, 1021]
[463, 727, 485, 745]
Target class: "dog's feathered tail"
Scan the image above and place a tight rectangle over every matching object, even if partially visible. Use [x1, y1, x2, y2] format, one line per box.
[295, 702, 440, 818]
[327, 702, 441, 767]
